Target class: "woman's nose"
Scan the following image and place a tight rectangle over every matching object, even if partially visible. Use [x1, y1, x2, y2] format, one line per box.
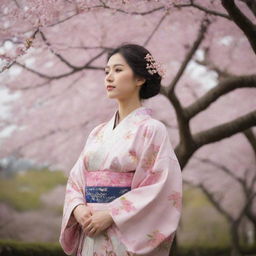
[106, 72, 113, 81]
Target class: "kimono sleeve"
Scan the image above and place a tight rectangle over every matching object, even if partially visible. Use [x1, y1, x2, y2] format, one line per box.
[59, 123, 107, 254]
[59, 146, 87, 255]
[108, 121, 183, 255]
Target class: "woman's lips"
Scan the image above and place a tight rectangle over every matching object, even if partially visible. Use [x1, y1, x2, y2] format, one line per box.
[106, 85, 115, 91]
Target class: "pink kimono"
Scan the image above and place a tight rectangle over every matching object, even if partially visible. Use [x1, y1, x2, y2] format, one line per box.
[59, 106, 182, 256]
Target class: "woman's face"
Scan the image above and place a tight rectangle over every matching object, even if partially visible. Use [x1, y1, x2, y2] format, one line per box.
[104, 53, 144, 101]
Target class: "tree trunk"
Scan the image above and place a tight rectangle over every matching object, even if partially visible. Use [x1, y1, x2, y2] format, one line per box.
[230, 222, 242, 256]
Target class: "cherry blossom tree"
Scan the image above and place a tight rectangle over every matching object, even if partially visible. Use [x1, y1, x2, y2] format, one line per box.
[0, 0, 255, 168]
[0, 0, 255, 254]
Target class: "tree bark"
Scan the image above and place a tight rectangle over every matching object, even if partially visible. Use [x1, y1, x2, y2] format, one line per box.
[221, 0, 256, 55]
[230, 222, 242, 256]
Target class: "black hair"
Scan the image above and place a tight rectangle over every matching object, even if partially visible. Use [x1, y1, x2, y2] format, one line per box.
[106, 43, 162, 100]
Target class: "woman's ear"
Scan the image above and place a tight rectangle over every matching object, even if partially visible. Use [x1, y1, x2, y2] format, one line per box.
[136, 76, 146, 87]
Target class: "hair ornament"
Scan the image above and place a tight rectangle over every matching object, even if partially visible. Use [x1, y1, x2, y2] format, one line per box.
[144, 53, 166, 78]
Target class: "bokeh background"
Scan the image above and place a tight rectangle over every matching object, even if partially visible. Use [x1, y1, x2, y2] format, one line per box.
[0, 1, 256, 255]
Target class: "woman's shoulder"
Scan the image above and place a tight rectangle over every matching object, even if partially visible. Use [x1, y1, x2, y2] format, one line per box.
[139, 116, 168, 140]
[142, 117, 167, 133]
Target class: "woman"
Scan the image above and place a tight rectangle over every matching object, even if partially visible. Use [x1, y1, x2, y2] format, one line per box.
[59, 43, 182, 256]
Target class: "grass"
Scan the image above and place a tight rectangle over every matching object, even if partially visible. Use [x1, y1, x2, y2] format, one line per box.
[0, 239, 66, 256]
[0, 168, 67, 211]
[179, 185, 230, 247]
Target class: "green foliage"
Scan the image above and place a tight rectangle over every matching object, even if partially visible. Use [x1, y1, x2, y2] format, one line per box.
[183, 186, 210, 208]
[0, 169, 67, 211]
[180, 185, 230, 247]
[0, 240, 66, 256]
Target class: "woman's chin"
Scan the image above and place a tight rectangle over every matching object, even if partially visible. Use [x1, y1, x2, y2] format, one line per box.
[106, 91, 118, 99]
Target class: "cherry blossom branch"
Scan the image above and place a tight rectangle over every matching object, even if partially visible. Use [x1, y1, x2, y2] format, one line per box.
[39, 30, 77, 70]
[175, 107, 256, 168]
[0, 1, 165, 73]
[238, 0, 256, 18]
[194, 156, 256, 221]
[183, 179, 233, 221]
[47, 2, 165, 29]
[39, 73, 85, 103]
[164, 17, 211, 160]
[174, 0, 231, 20]
[193, 110, 256, 148]
[0, 29, 39, 73]
[48, 2, 167, 32]
[12, 0, 21, 8]
[246, 205, 256, 226]
[14, 61, 103, 80]
[194, 157, 256, 192]
[199, 183, 234, 221]
[96, 1, 165, 16]
[143, 10, 168, 47]
[184, 75, 256, 119]
[221, 0, 256, 55]
[5, 42, 109, 88]
[8, 79, 51, 91]
[13, 119, 90, 154]
[194, 46, 234, 80]
[167, 16, 210, 95]
[184, 177, 247, 255]
[41, 44, 112, 53]
[171, 92, 193, 160]
[12, 42, 107, 82]
[194, 59, 233, 80]
[39, 30, 109, 71]
[243, 129, 256, 156]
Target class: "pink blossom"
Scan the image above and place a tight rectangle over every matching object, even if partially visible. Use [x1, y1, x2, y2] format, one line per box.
[168, 191, 182, 210]
[144, 53, 166, 78]
[0, 55, 12, 62]
[146, 230, 166, 248]
[111, 207, 120, 216]
[120, 197, 136, 212]
[16, 47, 26, 56]
[141, 144, 160, 171]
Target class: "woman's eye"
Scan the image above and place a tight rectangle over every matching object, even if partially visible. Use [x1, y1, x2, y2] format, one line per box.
[105, 69, 122, 75]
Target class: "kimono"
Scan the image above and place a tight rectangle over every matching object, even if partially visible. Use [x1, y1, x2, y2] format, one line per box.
[59, 106, 182, 256]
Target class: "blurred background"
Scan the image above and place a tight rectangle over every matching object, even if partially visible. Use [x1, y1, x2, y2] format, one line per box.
[0, 1, 256, 255]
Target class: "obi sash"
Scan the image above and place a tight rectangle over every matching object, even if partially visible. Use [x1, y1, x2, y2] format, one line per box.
[85, 169, 134, 203]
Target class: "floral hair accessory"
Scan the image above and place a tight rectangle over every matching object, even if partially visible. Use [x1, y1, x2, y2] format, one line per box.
[144, 53, 166, 78]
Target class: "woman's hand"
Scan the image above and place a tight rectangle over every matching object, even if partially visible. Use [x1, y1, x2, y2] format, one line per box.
[73, 204, 92, 228]
[83, 210, 114, 237]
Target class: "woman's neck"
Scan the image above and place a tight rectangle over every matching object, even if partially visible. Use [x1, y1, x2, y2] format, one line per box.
[117, 101, 142, 123]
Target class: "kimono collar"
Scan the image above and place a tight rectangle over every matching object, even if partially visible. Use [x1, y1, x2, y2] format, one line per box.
[111, 106, 153, 131]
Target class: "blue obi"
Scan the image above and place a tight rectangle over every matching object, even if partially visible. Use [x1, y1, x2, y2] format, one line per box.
[85, 186, 131, 203]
